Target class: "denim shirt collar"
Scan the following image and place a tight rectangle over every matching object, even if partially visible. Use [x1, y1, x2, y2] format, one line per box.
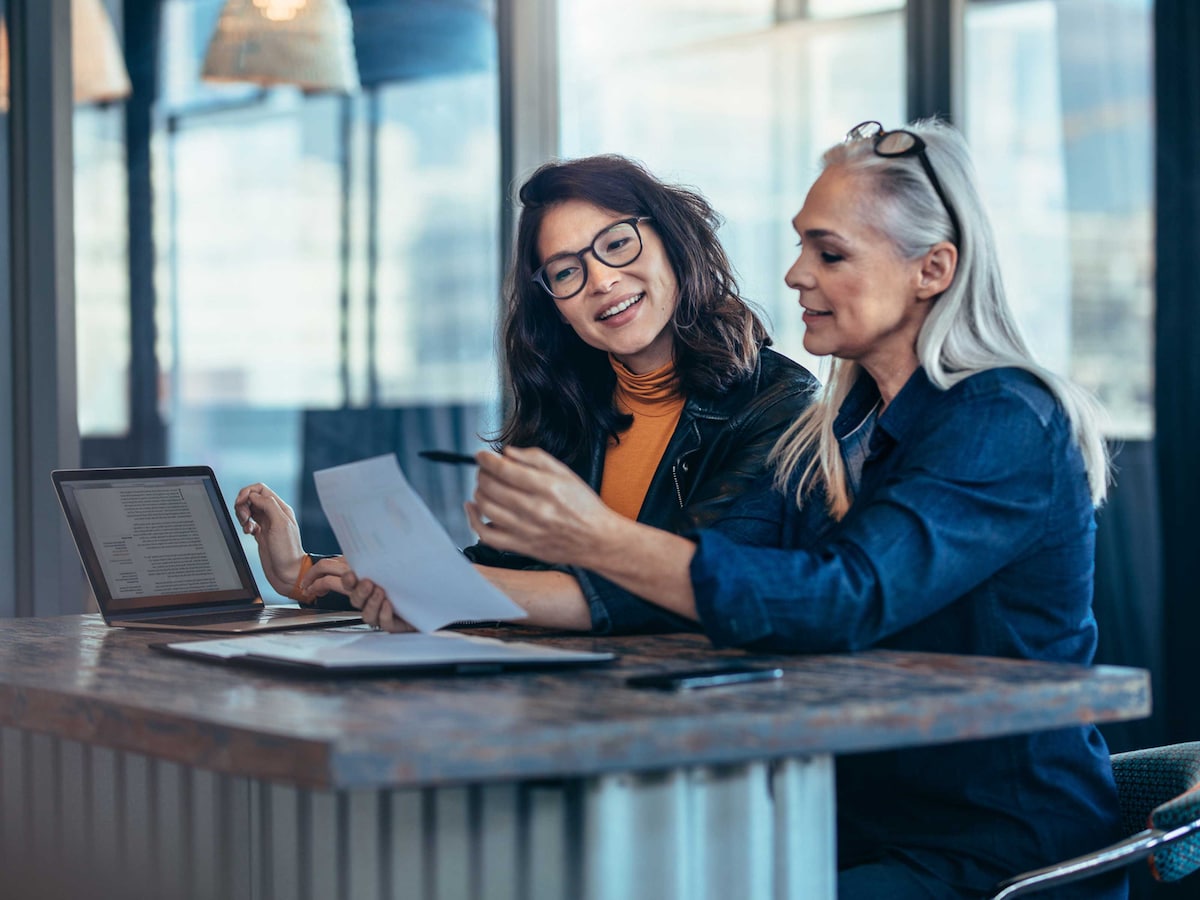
[834, 366, 940, 444]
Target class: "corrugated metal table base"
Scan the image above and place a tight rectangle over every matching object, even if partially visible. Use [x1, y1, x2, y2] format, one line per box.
[1, 727, 835, 900]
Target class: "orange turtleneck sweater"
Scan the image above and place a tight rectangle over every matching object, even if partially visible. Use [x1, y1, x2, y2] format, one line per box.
[599, 356, 686, 521]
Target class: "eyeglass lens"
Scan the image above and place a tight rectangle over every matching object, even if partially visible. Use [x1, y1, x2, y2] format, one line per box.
[845, 121, 877, 141]
[541, 220, 643, 298]
[875, 131, 918, 156]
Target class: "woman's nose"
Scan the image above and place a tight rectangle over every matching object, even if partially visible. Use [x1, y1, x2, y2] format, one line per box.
[585, 255, 619, 294]
[784, 253, 809, 290]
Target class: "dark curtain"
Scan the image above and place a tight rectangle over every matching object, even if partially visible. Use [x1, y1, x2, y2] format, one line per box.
[1093, 440, 1165, 754]
[1156, 0, 1200, 748]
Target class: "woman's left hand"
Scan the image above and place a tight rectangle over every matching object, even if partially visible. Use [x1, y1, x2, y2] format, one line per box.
[466, 446, 625, 568]
[341, 571, 416, 633]
[298, 555, 351, 601]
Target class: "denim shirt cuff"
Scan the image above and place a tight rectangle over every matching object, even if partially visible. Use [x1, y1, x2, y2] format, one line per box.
[569, 565, 614, 635]
[690, 530, 774, 647]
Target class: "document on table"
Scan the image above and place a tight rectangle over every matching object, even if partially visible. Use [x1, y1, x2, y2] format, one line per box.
[313, 454, 527, 633]
[161, 629, 613, 671]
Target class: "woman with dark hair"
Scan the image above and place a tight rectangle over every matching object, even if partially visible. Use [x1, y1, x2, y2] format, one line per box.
[238, 154, 817, 634]
[500, 154, 786, 464]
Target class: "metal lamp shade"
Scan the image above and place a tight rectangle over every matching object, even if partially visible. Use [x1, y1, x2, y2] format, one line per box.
[201, 0, 360, 94]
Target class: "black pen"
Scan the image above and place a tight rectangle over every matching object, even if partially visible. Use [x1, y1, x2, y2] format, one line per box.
[419, 450, 479, 465]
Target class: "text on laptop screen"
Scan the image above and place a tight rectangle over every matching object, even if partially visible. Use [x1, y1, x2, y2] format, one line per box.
[71, 477, 240, 598]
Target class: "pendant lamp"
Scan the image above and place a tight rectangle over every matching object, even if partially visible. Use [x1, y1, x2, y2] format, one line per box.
[201, 0, 360, 94]
[0, 0, 133, 111]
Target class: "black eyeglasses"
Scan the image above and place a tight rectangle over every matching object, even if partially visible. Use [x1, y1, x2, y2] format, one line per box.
[532, 217, 652, 300]
[846, 121, 961, 245]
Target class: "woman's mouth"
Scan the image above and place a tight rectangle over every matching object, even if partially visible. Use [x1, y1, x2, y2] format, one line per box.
[598, 293, 644, 321]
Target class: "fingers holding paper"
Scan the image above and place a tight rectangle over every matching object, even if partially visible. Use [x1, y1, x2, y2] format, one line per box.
[300, 556, 351, 600]
[341, 571, 416, 633]
[466, 446, 626, 569]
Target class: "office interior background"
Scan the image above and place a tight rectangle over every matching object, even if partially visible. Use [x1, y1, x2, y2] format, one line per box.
[0, 0, 1196, 757]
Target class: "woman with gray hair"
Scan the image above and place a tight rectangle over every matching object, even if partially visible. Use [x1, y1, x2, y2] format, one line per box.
[417, 119, 1123, 898]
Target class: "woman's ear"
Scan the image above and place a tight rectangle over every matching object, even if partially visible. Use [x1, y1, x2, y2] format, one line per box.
[916, 241, 958, 300]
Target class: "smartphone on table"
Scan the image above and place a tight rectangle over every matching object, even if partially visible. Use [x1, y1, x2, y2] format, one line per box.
[625, 663, 784, 691]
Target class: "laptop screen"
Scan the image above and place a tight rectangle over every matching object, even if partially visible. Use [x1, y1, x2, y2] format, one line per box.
[53, 466, 263, 617]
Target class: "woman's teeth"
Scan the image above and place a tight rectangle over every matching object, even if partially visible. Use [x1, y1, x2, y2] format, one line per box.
[599, 294, 643, 320]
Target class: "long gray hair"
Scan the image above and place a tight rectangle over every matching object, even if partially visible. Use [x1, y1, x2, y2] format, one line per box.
[771, 119, 1109, 518]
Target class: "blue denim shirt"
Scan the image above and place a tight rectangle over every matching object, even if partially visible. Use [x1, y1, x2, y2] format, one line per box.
[690, 367, 1124, 898]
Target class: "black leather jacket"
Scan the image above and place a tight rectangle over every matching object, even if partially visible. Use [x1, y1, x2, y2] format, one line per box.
[465, 347, 818, 634]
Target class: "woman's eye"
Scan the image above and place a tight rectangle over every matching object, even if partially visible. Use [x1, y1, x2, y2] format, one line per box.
[552, 266, 578, 283]
[604, 237, 631, 253]
[820, 251, 844, 264]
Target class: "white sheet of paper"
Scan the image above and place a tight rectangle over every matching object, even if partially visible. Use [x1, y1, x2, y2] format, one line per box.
[312, 454, 527, 632]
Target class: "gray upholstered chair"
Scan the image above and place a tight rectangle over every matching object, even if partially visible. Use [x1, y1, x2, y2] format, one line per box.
[990, 742, 1200, 897]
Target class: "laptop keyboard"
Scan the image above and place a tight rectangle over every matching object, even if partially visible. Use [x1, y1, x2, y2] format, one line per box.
[152, 608, 312, 626]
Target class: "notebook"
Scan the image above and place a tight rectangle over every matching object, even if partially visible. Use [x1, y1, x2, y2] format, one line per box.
[52, 466, 362, 633]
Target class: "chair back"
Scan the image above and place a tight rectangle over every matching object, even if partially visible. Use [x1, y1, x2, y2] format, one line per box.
[1146, 779, 1200, 881]
[1112, 742, 1200, 836]
[990, 742, 1200, 897]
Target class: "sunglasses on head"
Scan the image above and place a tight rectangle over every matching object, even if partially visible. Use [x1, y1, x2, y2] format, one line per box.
[846, 121, 961, 245]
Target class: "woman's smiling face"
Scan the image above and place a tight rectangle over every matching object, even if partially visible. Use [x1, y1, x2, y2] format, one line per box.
[785, 165, 934, 383]
[537, 200, 680, 374]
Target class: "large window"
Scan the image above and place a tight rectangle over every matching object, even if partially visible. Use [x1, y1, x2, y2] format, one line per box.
[75, 102, 131, 437]
[558, 2, 905, 376]
[70, 0, 1156, 603]
[965, 0, 1153, 438]
[558, 0, 1154, 439]
[74, 0, 501, 595]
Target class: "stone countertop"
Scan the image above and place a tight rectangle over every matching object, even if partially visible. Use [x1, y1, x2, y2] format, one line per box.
[0, 615, 1150, 790]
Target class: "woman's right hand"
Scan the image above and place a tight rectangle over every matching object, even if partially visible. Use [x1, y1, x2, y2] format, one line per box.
[234, 483, 307, 598]
[341, 571, 416, 633]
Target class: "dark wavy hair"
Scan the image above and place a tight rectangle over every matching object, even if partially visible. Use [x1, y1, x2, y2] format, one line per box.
[496, 154, 770, 466]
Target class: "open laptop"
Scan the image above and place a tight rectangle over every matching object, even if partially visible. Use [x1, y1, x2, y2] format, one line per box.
[52, 466, 362, 633]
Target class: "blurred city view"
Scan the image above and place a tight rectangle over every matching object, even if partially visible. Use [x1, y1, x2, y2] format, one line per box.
[72, 0, 1153, 598]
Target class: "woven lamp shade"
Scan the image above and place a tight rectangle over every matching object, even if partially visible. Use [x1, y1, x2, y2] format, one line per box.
[201, 0, 360, 94]
[73, 0, 133, 104]
[0, 0, 132, 111]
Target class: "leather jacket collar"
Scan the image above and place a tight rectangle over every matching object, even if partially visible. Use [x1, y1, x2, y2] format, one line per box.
[573, 347, 815, 532]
